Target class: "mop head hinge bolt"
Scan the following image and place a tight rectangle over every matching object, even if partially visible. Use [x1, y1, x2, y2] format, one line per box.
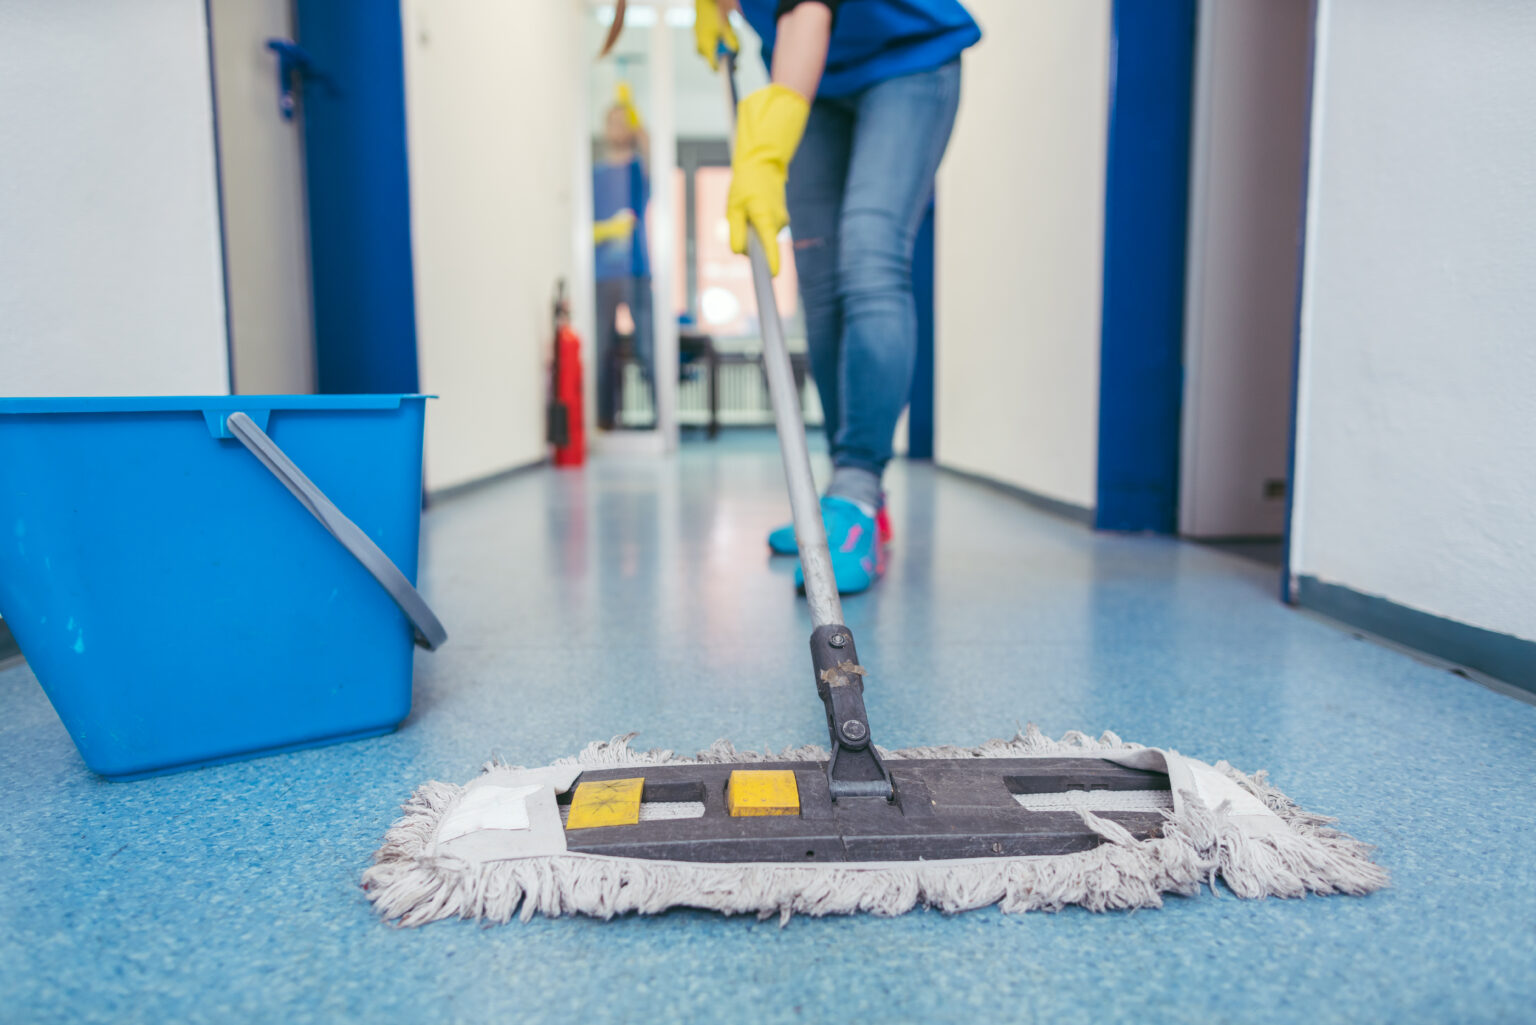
[810, 624, 894, 802]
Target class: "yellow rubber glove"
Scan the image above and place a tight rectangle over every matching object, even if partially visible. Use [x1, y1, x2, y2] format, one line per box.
[694, 0, 739, 72]
[727, 84, 810, 277]
[593, 209, 637, 246]
[614, 81, 642, 130]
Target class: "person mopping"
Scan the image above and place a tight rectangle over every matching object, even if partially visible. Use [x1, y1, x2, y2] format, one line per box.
[699, 0, 979, 594]
[592, 83, 655, 429]
[367, 2, 1387, 930]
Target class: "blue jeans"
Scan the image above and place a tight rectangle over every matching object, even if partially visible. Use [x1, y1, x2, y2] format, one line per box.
[786, 60, 962, 478]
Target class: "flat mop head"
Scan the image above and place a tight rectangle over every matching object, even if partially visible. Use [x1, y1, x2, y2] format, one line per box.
[363, 727, 1387, 925]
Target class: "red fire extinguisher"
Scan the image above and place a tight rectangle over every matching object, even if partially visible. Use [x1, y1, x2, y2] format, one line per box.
[547, 280, 586, 467]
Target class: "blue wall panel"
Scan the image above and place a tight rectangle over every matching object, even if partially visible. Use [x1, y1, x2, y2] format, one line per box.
[1095, 0, 1197, 533]
[908, 201, 936, 461]
[294, 0, 420, 395]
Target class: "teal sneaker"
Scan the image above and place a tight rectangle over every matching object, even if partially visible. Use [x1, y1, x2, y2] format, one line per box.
[793, 496, 885, 595]
[768, 499, 891, 555]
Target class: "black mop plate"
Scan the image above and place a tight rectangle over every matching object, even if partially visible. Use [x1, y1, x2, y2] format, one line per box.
[559, 758, 1171, 863]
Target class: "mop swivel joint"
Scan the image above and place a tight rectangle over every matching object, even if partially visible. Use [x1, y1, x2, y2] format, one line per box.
[810, 625, 894, 802]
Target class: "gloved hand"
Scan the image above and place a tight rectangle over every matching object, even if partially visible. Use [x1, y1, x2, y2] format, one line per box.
[727, 84, 810, 276]
[694, 0, 739, 72]
[594, 209, 637, 246]
[614, 81, 642, 130]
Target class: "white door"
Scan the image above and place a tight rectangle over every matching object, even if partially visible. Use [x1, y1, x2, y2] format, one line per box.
[208, 0, 316, 394]
[1179, 0, 1313, 538]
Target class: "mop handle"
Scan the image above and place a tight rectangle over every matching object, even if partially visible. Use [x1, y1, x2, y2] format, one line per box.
[720, 55, 844, 629]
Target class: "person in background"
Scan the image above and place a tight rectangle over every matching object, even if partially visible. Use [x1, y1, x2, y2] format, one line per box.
[696, 0, 980, 594]
[592, 83, 655, 430]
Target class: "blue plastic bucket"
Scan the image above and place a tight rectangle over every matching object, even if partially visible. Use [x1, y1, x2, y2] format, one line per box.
[0, 395, 443, 779]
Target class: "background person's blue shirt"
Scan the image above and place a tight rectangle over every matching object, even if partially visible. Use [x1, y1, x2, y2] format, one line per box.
[593, 157, 650, 281]
[737, 0, 981, 99]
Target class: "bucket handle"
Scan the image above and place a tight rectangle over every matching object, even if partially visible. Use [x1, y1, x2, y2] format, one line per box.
[225, 411, 448, 651]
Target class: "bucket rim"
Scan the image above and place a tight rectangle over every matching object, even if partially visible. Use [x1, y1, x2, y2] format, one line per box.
[0, 394, 434, 415]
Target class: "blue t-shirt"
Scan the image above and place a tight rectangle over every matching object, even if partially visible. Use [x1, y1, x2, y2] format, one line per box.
[738, 0, 981, 99]
[593, 157, 650, 281]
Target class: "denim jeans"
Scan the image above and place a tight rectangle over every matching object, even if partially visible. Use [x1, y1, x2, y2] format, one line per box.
[786, 59, 962, 477]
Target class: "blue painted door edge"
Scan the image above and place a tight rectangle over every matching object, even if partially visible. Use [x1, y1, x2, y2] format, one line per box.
[1094, 0, 1198, 534]
[1281, 0, 1322, 603]
[292, 0, 420, 395]
[908, 201, 937, 461]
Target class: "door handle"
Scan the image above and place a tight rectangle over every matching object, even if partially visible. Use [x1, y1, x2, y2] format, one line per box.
[265, 38, 318, 121]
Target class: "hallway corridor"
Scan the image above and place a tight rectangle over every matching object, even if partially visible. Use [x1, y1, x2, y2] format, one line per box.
[3, 439, 1533, 1024]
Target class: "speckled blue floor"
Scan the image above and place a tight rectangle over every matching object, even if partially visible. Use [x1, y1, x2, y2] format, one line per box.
[4, 437, 1535, 1024]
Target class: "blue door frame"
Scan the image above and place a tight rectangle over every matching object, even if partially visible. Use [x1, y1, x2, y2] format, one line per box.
[908, 201, 937, 460]
[1094, 0, 1198, 533]
[292, 0, 420, 395]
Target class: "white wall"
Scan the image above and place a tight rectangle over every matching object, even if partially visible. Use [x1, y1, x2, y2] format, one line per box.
[0, 0, 229, 396]
[1291, 0, 1536, 641]
[1179, 0, 1312, 538]
[934, 0, 1110, 510]
[402, 0, 584, 491]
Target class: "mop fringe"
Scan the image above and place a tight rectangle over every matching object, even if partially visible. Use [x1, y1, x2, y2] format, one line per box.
[363, 726, 1387, 926]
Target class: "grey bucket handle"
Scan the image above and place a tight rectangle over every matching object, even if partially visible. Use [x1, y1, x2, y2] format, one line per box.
[225, 411, 448, 651]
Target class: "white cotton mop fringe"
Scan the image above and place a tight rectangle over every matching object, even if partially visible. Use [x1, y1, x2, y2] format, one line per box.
[362, 725, 1387, 926]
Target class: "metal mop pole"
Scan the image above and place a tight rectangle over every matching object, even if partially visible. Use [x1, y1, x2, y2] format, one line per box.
[720, 60, 842, 631]
[720, 55, 890, 800]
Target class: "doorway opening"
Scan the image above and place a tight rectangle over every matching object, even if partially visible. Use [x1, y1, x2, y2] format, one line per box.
[1179, 0, 1315, 571]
